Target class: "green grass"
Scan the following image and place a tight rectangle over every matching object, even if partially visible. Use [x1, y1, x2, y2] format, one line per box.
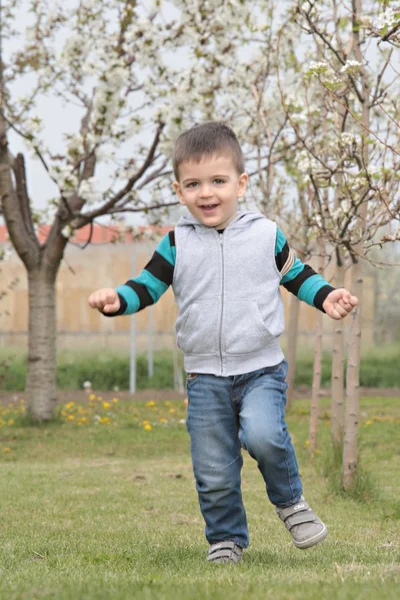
[0, 395, 399, 599]
[1, 345, 400, 390]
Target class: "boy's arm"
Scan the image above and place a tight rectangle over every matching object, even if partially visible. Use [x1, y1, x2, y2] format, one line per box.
[275, 227, 358, 318]
[105, 230, 176, 316]
[275, 227, 335, 313]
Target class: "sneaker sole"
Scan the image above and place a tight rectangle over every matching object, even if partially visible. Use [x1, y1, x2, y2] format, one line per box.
[293, 524, 328, 549]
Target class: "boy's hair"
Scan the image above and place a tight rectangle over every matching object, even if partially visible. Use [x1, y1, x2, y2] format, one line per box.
[172, 121, 245, 180]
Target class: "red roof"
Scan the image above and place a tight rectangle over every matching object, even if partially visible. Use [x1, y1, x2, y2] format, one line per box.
[0, 223, 173, 244]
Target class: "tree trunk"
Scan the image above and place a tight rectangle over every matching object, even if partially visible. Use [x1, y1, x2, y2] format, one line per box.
[309, 308, 322, 455]
[342, 261, 363, 490]
[331, 259, 345, 446]
[286, 295, 300, 406]
[309, 241, 325, 454]
[342, 0, 369, 491]
[26, 266, 58, 423]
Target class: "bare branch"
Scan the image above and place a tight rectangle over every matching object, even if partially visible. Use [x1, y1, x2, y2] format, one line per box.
[80, 122, 165, 221]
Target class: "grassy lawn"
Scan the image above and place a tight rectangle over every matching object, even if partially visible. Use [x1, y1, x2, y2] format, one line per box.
[0, 394, 399, 599]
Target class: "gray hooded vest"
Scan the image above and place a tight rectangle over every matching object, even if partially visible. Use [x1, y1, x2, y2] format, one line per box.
[172, 210, 285, 376]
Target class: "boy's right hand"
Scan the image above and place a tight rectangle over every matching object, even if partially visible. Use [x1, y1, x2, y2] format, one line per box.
[88, 288, 120, 314]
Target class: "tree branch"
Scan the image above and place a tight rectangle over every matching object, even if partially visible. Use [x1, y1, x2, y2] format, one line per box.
[12, 153, 39, 249]
[0, 118, 39, 269]
[80, 122, 165, 221]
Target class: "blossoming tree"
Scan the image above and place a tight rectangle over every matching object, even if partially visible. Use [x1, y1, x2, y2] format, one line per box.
[289, 0, 400, 489]
[0, 0, 280, 422]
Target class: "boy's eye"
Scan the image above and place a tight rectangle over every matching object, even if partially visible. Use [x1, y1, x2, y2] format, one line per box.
[186, 182, 198, 188]
[214, 178, 225, 184]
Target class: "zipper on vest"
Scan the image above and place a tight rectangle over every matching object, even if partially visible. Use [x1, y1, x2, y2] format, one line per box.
[218, 232, 224, 375]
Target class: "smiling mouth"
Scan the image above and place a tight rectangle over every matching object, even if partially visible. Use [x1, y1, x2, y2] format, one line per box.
[200, 204, 219, 212]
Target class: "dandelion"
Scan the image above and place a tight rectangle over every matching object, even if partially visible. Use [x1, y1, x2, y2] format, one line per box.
[103, 402, 111, 409]
[112, 398, 119, 404]
[3, 447, 11, 453]
[144, 424, 152, 431]
[164, 401, 171, 407]
[99, 416, 111, 424]
[365, 420, 373, 426]
[304, 440, 310, 447]
[142, 420, 151, 425]
[89, 393, 96, 401]
[97, 396, 103, 402]
[146, 401, 155, 407]
[68, 415, 75, 421]
[8, 420, 15, 426]
[169, 408, 175, 414]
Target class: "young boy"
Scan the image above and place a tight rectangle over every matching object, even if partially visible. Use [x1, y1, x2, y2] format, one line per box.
[88, 122, 358, 564]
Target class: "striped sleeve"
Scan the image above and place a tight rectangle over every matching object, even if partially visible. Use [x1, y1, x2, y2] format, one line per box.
[275, 227, 335, 313]
[105, 230, 176, 317]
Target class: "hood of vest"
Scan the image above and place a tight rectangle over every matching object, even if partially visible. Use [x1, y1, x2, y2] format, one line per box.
[175, 210, 265, 231]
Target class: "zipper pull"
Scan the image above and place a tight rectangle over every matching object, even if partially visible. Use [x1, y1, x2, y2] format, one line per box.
[219, 233, 223, 245]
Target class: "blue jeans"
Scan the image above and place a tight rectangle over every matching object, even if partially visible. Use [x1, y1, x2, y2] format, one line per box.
[186, 360, 302, 549]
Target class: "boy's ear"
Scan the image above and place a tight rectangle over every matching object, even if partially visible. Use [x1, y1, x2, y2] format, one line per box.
[237, 172, 249, 198]
[173, 181, 186, 205]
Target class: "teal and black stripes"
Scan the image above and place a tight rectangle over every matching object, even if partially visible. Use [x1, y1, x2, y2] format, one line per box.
[114, 225, 335, 317]
[115, 231, 175, 315]
[275, 227, 334, 311]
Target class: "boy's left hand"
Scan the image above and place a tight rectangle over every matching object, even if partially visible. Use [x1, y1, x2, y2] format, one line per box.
[322, 288, 359, 320]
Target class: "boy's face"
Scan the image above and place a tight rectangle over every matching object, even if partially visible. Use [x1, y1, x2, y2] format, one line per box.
[173, 154, 248, 229]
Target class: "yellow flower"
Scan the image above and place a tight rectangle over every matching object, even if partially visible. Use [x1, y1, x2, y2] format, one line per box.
[164, 401, 171, 407]
[142, 420, 150, 425]
[89, 393, 96, 401]
[80, 417, 88, 423]
[112, 398, 119, 404]
[99, 416, 110, 424]
[65, 402, 75, 410]
[8, 420, 15, 426]
[160, 418, 167, 423]
[146, 401, 155, 407]
[144, 424, 152, 431]
[304, 440, 310, 447]
[97, 396, 103, 402]
[3, 447, 11, 453]
[365, 420, 373, 426]
[169, 408, 175, 414]
[103, 402, 111, 409]
[68, 415, 75, 421]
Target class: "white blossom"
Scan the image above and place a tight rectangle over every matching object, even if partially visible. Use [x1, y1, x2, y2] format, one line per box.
[49, 165, 79, 193]
[78, 177, 102, 205]
[376, 7, 400, 31]
[340, 60, 363, 74]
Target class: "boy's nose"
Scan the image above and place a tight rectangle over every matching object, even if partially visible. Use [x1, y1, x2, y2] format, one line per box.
[199, 186, 213, 198]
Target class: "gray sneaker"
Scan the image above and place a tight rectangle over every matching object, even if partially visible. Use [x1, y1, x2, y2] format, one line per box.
[207, 541, 243, 564]
[276, 496, 328, 549]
